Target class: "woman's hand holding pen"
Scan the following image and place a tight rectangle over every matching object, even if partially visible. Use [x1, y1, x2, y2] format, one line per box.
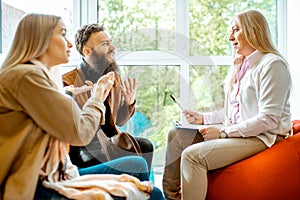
[183, 110, 204, 125]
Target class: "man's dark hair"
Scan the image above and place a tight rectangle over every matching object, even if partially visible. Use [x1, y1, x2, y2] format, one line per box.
[75, 23, 105, 56]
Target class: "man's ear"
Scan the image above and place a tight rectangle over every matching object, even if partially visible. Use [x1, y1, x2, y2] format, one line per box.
[83, 46, 92, 57]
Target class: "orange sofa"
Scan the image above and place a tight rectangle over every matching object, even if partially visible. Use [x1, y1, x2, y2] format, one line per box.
[206, 121, 300, 200]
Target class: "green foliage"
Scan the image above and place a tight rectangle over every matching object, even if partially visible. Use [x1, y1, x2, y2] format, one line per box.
[189, 0, 276, 56]
[190, 65, 228, 111]
[120, 65, 180, 118]
[99, 0, 175, 51]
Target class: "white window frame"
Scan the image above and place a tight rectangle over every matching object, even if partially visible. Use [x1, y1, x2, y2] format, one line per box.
[73, 0, 288, 118]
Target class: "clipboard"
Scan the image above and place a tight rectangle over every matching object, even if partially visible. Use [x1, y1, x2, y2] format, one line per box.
[172, 120, 223, 130]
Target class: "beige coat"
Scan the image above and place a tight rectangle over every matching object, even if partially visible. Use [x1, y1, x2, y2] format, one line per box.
[0, 62, 105, 199]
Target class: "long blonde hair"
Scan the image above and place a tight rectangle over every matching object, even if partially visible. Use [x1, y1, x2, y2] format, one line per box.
[226, 9, 284, 92]
[0, 13, 61, 71]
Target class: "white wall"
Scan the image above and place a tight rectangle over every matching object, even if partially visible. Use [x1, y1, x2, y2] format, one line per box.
[287, 0, 300, 119]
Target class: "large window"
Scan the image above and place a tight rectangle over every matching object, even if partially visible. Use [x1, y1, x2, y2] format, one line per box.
[95, 0, 280, 167]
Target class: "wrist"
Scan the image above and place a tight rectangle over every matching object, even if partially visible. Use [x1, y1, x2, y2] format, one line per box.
[219, 127, 228, 138]
[199, 115, 204, 125]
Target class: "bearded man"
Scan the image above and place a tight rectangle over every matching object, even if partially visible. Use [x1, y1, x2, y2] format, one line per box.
[62, 24, 153, 173]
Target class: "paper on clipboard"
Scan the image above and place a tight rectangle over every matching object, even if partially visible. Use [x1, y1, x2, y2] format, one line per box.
[172, 120, 223, 130]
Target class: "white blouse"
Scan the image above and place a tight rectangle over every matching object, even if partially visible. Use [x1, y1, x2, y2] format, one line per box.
[203, 50, 292, 147]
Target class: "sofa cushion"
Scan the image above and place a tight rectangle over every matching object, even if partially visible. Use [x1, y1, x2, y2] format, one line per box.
[207, 133, 300, 200]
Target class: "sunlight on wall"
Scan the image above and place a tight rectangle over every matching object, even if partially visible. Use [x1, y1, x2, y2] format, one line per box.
[287, 0, 300, 119]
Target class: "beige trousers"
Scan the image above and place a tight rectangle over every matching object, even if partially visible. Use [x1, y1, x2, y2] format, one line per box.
[163, 127, 283, 200]
[163, 128, 203, 200]
[181, 136, 283, 200]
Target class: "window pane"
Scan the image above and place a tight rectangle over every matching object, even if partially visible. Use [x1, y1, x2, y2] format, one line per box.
[1, 0, 72, 54]
[98, 0, 175, 51]
[189, 0, 278, 56]
[117, 65, 180, 165]
[189, 65, 229, 111]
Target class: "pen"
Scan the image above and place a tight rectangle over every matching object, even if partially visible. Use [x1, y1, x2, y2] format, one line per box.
[170, 94, 184, 110]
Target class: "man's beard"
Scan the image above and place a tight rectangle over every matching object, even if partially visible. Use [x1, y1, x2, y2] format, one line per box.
[86, 51, 119, 83]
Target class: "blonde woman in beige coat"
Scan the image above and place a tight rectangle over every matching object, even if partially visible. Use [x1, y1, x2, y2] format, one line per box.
[0, 13, 164, 200]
